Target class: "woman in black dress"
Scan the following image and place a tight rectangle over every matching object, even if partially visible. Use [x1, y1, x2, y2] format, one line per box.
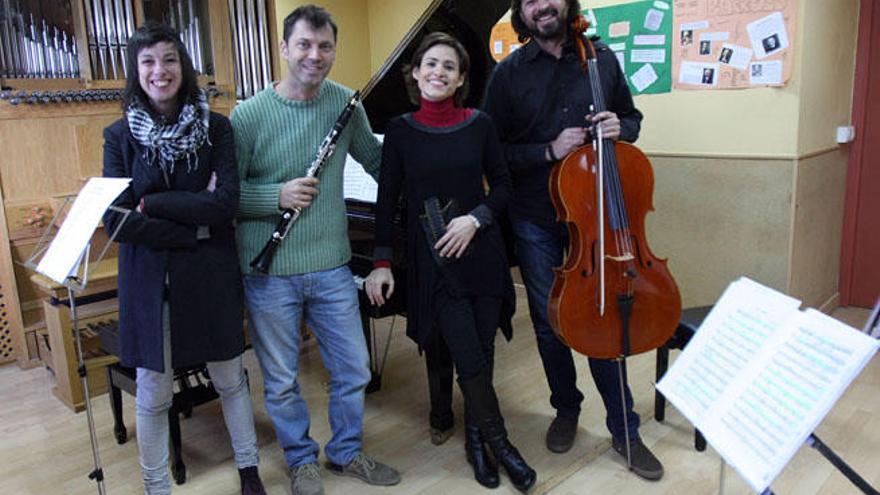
[365, 32, 536, 492]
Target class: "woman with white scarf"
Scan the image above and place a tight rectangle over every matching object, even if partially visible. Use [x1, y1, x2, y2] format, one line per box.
[102, 22, 265, 495]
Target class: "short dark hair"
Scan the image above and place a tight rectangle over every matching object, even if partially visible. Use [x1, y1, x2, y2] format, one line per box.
[510, 0, 582, 43]
[122, 21, 199, 114]
[283, 4, 338, 43]
[403, 32, 470, 107]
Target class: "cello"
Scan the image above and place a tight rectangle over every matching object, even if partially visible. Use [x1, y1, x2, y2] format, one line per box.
[547, 14, 681, 469]
[547, 15, 682, 454]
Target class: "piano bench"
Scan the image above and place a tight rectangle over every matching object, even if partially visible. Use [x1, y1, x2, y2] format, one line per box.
[654, 305, 714, 452]
[106, 363, 224, 485]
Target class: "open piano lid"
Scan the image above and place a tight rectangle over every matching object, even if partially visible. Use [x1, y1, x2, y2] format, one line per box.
[360, 0, 510, 133]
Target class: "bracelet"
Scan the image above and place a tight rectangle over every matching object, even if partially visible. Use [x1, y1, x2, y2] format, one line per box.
[546, 143, 559, 162]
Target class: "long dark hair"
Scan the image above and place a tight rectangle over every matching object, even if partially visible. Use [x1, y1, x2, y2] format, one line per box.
[510, 0, 582, 43]
[403, 32, 471, 107]
[122, 21, 199, 114]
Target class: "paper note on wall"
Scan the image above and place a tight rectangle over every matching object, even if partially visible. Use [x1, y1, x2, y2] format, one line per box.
[749, 60, 783, 85]
[609, 21, 630, 38]
[644, 8, 664, 30]
[631, 49, 666, 63]
[631, 64, 659, 92]
[748, 12, 790, 59]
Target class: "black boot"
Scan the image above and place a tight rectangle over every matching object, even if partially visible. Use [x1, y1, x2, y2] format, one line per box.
[238, 466, 267, 495]
[465, 419, 500, 488]
[460, 372, 536, 493]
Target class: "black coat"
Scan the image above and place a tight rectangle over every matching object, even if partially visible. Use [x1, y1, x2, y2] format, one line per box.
[102, 112, 244, 372]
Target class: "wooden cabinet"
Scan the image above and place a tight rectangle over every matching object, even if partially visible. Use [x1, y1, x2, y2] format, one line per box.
[30, 258, 119, 411]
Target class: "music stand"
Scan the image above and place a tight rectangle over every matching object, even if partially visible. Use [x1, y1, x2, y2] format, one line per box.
[753, 299, 880, 495]
[20, 180, 132, 495]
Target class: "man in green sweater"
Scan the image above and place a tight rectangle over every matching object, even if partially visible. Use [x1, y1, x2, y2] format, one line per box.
[230, 5, 400, 495]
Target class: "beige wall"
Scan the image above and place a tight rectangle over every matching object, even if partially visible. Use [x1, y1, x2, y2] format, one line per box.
[789, 150, 848, 309]
[273, 0, 373, 89]
[366, 0, 435, 72]
[796, 0, 859, 154]
[648, 156, 795, 306]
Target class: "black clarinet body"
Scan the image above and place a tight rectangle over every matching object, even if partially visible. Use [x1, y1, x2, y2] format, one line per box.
[250, 91, 362, 274]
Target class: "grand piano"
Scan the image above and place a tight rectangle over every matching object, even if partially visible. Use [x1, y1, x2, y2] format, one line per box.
[346, 0, 510, 391]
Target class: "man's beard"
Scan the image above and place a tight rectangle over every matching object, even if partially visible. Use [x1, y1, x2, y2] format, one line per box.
[529, 8, 566, 40]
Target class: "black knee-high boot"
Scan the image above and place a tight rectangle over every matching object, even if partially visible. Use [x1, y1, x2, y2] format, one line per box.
[460, 372, 536, 493]
[465, 409, 500, 488]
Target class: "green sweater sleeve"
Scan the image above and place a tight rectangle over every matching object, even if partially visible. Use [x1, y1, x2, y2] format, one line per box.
[232, 103, 282, 218]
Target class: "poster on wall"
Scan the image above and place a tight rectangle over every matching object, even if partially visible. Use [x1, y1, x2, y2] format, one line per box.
[673, 0, 797, 90]
[586, 0, 673, 95]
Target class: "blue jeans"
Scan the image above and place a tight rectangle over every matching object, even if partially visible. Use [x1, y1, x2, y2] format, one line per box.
[136, 303, 259, 495]
[511, 219, 639, 441]
[244, 264, 371, 468]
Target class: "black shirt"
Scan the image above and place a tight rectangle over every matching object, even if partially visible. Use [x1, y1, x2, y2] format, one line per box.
[483, 38, 643, 226]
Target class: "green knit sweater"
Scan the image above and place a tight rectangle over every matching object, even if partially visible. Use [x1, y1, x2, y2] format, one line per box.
[231, 81, 381, 276]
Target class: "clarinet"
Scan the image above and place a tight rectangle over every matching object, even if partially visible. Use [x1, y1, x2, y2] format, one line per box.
[250, 91, 362, 274]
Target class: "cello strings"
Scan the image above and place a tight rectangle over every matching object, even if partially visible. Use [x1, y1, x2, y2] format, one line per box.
[588, 59, 633, 260]
[588, 58, 636, 296]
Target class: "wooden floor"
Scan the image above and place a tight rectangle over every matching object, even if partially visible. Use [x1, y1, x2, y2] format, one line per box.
[0, 290, 876, 495]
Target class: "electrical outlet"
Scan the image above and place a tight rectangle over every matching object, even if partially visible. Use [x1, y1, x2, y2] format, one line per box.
[836, 126, 855, 144]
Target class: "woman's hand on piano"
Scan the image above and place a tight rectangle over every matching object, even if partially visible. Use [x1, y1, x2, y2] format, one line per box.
[366, 267, 395, 306]
[435, 215, 477, 258]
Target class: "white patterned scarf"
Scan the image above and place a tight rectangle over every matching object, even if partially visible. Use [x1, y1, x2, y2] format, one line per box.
[126, 89, 210, 175]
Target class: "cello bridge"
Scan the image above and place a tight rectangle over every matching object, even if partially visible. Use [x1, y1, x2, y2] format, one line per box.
[604, 253, 635, 263]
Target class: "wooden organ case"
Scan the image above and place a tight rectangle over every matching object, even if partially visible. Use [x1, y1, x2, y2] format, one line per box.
[0, 0, 277, 410]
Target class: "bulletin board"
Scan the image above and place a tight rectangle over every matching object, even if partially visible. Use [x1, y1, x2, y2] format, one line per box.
[586, 0, 674, 95]
[489, 21, 522, 62]
[672, 0, 797, 89]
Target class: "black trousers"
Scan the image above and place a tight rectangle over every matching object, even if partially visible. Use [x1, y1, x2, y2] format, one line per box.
[424, 295, 500, 429]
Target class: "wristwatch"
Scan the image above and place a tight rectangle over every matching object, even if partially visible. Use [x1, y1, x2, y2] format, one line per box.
[468, 214, 481, 230]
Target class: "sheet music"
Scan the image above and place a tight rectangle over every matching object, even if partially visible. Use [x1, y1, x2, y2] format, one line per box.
[36, 177, 131, 285]
[657, 277, 800, 423]
[343, 155, 378, 203]
[657, 278, 879, 493]
[712, 309, 877, 492]
[343, 134, 383, 203]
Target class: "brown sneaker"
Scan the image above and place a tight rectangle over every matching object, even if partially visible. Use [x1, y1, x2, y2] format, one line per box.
[326, 452, 401, 486]
[545, 414, 578, 453]
[613, 437, 664, 481]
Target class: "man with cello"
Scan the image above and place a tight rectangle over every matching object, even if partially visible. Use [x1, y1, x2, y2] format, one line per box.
[483, 0, 664, 480]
